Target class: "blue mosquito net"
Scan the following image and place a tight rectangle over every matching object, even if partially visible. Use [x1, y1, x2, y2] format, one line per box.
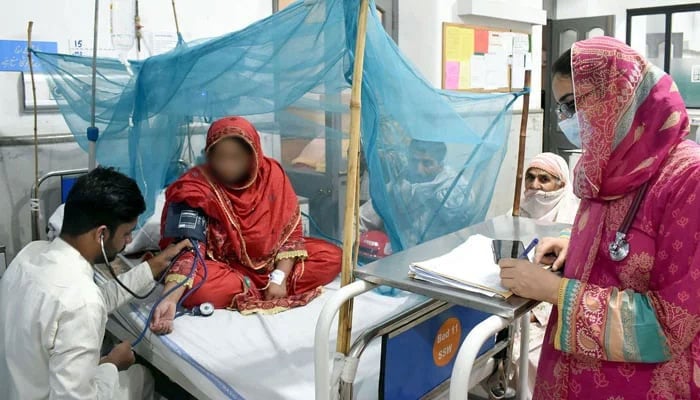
[34, 0, 521, 252]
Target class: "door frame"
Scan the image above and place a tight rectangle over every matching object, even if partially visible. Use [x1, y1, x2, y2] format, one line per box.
[273, 0, 398, 238]
[375, 0, 399, 42]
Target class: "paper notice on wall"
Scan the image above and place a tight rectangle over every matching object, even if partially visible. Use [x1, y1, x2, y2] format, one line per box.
[0, 39, 57, 72]
[445, 60, 460, 89]
[485, 52, 509, 89]
[488, 31, 504, 54]
[511, 52, 526, 89]
[474, 30, 489, 54]
[513, 33, 530, 53]
[501, 32, 514, 56]
[458, 60, 471, 90]
[464, 29, 475, 59]
[470, 55, 486, 89]
[445, 26, 471, 61]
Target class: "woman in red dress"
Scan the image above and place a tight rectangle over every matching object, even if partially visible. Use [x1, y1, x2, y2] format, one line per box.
[151, 116, 341, 334]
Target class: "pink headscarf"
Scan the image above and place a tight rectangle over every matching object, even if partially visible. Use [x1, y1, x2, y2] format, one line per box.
[571, 37, 689, 200]
[566, 37, 689, 280]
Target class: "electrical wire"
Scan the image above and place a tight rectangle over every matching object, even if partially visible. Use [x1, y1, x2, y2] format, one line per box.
[301, 211, 342, 246]
[131, 238, 202, 347]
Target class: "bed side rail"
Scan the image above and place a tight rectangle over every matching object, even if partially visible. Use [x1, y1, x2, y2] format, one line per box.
[31, 168, 89, 241]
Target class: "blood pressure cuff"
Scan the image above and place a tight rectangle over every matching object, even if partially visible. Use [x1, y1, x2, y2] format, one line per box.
[163, 202, 208, 243]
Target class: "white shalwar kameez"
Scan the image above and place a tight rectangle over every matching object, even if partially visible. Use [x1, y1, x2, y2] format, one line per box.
[0, 238, 155, 400]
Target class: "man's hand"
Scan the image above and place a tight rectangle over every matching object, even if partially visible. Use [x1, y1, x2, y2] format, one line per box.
[101, 342, 135, 371]
[534, 237, 570, 271]
[499, 258, 561, 304]
[147, 240, 192, 277]
[265, 282, 288, 300]
[150, 299, 177, 335]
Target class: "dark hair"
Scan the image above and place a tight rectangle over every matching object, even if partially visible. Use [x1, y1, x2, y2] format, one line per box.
[410, 139, 447, 163]
[61, 167, 146, 236]
[552, 48, 572, 77]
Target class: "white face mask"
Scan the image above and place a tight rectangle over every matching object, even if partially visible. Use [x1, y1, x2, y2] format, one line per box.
[558, 113, 581, 148]
[521, 187, 567, 220]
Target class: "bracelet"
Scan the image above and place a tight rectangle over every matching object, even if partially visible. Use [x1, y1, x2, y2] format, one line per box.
[269, 269, 286, 286]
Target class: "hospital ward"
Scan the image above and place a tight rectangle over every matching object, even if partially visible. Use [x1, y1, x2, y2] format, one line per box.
[2, 0, 700, 399]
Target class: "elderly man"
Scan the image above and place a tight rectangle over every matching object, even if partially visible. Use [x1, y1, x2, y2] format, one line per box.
[360, 139, 473, 248]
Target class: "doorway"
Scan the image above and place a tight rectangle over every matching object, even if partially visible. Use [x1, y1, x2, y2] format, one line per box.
[543, 16, 614, 158]
[375, 0, 398, 42]
[276, 0, 398, 238]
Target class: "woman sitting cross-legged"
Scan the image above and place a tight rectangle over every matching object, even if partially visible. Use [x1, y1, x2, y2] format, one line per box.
[150, 116, 342, 334]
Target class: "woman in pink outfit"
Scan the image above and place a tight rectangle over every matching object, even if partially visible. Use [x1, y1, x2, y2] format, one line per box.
[499, 36, 700, 399]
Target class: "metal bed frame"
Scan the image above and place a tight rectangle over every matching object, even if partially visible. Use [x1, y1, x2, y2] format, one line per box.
[32, 167, 497, 400]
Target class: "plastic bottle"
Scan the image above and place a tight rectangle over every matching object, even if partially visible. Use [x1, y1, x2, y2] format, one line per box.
[110, 0, 135, 60]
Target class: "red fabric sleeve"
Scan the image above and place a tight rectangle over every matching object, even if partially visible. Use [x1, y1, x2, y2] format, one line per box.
[276, 217, 307, 261]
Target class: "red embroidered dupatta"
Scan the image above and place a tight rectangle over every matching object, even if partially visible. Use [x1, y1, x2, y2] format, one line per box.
[160, 116, 305, 271]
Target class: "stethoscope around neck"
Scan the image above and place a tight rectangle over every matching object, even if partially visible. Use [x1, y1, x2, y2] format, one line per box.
[608, 182, 649, 262]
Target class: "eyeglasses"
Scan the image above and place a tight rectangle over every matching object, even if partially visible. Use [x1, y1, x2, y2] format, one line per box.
[555, 98, 576, 120]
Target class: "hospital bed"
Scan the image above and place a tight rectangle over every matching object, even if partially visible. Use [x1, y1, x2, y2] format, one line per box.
[97, 256, 496, 400]
[41, 170, 497, 399]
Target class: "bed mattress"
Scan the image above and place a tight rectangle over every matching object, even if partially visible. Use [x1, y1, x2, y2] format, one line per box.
[102, 265, 427, 400]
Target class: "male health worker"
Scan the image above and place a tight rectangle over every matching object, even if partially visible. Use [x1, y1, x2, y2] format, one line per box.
[0, 167, 189, 399]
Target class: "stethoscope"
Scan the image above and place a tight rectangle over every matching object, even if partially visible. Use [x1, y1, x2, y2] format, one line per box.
[608, 182, 649, 262]
[99, 233, 214, 347]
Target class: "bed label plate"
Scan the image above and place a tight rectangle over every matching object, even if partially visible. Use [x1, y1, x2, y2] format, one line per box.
[379, 306, 494, 399]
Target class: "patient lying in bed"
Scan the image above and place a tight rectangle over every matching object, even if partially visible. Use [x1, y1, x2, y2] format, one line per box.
[151, 116, 342, 334]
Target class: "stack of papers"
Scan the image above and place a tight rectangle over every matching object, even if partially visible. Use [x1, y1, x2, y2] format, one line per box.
[408, 234, 512, 298]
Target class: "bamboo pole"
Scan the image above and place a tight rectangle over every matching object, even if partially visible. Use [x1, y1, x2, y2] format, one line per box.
[171, 0, 181, 38]
[336, 0, 370, 355]
[512, 70, 532, 216]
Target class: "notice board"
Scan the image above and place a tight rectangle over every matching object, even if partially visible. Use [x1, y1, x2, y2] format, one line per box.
[442, 23, 531, 92]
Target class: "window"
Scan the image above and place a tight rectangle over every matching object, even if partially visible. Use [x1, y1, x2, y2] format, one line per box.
[627, 4, 700, 108]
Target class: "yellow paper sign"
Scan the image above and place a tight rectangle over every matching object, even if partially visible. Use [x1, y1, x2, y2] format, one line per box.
[445, 26, 474, 62]
[458, 59, 471, 90]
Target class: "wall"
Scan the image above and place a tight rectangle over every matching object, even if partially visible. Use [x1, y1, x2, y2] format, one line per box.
[2, 0, 544, 258]
[0, 1, 272, 260]
[398, 0, 546, 217]
[399, 0, 544, 111]
[0, 0, 272, 138]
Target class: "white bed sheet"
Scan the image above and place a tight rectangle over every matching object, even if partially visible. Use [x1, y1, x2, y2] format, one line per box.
[107, 276, 426, 400]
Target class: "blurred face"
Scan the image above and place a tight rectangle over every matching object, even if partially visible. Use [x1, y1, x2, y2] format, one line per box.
[525, 167, 562, 192]
[552, 73, 575, 121]
[99, 221, 136, 263]
[208, 137, 253, 185]
[407, 150, 443, 183]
